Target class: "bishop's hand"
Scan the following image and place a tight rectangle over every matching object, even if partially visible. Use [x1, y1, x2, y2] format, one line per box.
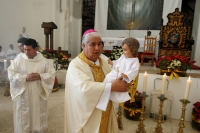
[111, 76, 130, 92]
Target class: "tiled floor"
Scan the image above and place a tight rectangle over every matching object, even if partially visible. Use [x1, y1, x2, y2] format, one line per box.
[1, 63, 200, 133]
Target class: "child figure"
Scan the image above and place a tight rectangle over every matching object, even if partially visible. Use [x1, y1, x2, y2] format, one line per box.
[104, 37, 140, 103]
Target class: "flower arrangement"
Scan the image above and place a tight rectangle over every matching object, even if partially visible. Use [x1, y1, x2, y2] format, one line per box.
[124, 90, 142, 109]
[123, 90, 142, 120]
[157, 55, 195, 70]
[157, 55, 196, 79]
[102, 46, 122, 60]
[40, 49, 70, 69]
[192, 102, 200, 131]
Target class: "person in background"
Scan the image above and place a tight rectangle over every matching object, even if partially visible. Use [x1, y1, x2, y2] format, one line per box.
[147, 31, 152, 37]
[64, 29, 129, 133]
[7, 38, 55, 133]
[6, 44, 17, 60]
[58, 46, 62, 51]
[6, 44, 17, 67]
[105, 38, 140, 103]
[17, 37, 27, 53]
[2, 38, 27, 73]
[0, 46, 6, 71]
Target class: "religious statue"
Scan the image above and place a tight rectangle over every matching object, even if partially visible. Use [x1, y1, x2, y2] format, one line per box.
[19, 27, 28, 38]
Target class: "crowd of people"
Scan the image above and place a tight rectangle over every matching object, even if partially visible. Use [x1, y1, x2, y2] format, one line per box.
[5, 29, 140, 133]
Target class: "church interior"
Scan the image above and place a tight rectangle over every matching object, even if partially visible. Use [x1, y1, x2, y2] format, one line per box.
[1, 0, 200, 132]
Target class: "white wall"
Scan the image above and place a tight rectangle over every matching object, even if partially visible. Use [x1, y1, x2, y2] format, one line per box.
[0, 0, 53, 51]
[0, 0, 82, 58]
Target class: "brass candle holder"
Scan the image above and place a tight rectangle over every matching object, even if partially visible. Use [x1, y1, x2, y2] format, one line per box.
[154, 94, 167, 133]
[136, 92, 148, 133]
[177, 99, 190, 133]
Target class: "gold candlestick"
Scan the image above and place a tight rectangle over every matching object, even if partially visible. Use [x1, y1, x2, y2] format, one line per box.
[177, 99, 190, 133]
[136, 92, 148, 133]
[154, 94, 167, 133]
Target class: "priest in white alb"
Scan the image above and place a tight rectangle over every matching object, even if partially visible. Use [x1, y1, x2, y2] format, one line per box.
[8, 38, 55, 133]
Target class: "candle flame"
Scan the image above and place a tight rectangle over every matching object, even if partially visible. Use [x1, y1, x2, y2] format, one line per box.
[164, 73, 166, 75]
[189, 76, 191, 80]
[145, 71, 147, 74]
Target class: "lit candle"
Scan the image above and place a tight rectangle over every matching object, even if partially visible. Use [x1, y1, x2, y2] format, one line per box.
[4, 60, 7, 70]
[10, 60, 13, 64]
[184, 76, 192, 100]
[161, 73, 167, 94]
[143, 71, 148, 92]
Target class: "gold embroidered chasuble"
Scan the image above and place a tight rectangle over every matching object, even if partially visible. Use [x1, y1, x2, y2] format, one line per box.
[78, 52, 113, 133]
[64, 51, 119, 133]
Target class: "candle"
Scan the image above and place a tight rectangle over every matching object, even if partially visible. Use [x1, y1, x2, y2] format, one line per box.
[4, 60, 7, 70]
[184, 76, 192, 100]
[143, 71, 148, 92]
[161, 73, 167, 94]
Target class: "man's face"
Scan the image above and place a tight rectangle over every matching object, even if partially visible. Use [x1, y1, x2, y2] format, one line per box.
[24, 45, 38, 59]
[82, 37, 103, 62]
[18, 43, 24, 53]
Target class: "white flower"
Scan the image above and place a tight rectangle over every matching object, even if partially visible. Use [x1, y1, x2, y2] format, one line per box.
[169, 59, 181, 69]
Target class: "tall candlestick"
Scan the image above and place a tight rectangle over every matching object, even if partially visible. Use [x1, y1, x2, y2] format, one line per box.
[143, 71, 148, 92]
[184, 76, 192, 100]
[161, 73, 167, 94]
[4, 60, 7, 70]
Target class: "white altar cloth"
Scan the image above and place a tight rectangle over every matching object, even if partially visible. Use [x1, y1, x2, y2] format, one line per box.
[136, 72, 200, 121]
[102, 37, 159, 59]
[102, 37, 145, 52]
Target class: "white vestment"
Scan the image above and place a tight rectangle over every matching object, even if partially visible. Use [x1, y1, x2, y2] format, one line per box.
[104, 54, 140, 103]
[100, 53, 109, 61]
[8, 52, 55, 133]
[6, 49, 17, 60]
[0, 51, 6, 62]
[64, 57, 119, 133]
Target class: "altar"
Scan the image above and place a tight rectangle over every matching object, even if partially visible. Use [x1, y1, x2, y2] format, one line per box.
[102, 37, 159, 60]
[137, 70, 200, 121]
[102, 37, 144, 51]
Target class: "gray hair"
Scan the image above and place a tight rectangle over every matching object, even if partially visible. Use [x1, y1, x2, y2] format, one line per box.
[121, 38, 140, 57]
[82, 32, 102, 45]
